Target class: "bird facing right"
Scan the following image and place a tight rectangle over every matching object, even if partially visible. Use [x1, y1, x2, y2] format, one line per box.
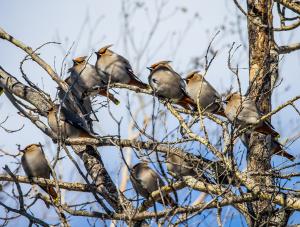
[130, 162, 176, 207]
[21, 144, 57, 201]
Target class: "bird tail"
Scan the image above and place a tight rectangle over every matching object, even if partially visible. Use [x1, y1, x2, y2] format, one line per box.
[128, 78, 149, 89]
[79, 131, 95, 139]
[177, 96, 196, 110]
[98, 89, 120, 105]
[0, 88, 4, 96]
[255, 122, 279, 137]
[272, 140, 295, 161]
[214, 106, 226, 117]
[158, 194, 177, 207]
[41, 185, 58, 200]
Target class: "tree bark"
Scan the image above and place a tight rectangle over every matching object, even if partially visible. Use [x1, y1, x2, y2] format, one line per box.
[246, 1, 290, 226]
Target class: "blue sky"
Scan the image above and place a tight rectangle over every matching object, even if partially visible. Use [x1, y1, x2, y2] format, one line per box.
[0, 0, 300, 226]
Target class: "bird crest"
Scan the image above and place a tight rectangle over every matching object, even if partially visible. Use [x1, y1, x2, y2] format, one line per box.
[97, 44, 113, 55]
[22, 144, 41, 153]
[224, 92, 240, 102]
[72, 56, 87, 65]
[185, 70, 201, 82]
[149, 60, 172, 70]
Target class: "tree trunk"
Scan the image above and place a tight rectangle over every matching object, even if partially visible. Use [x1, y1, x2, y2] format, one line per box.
[246, 0, 289, 225]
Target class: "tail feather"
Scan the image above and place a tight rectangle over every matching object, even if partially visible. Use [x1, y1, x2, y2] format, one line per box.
[128, 78, 149, 89]
[177, 96, 196, 110]
[47, 186, 58, 199]
[41, 185, 57, 200]
[79, 130, 95, 139]
[255, 122, 279, 137]
[272, 141, 295, 161]
[214, 108, 226, 117]
[98, 89, 120, 105]
[158, 194, 177, 207]
[0, 88, 4, 96]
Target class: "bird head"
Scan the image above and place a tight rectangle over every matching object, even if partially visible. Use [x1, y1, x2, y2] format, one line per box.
[224, 92, 239, 103]
[95, 44, 113, 58]
[147, 60, 172, 71]
[21, 144, 41, 153]
[68, 56, 87, 72]
[185, 71, 202, 83]
[72, 56, 87, 65]
[46, 104, 58, 114]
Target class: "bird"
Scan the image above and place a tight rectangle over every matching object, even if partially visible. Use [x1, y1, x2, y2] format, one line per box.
[240, 132, 295, 161]
[21, 144, 57, 202]
[224, 92, 279, 137]
[147, 60, 196, 110]
[166, 152, 197, 178]
[68, 56, 120, 105]
[58, 77, 96, 125]
[94, 44, 148, 89]
[47, 105, 95, 139]
[185, 71, 225, 116]
[130, 162, 176, 207]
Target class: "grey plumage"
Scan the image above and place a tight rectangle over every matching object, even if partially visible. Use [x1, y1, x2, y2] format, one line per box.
[130, 162, 176, 207]
[95, 45, 148, 88]
[47, 105, 94, 139]
[185, 71, 225, 116]
[224, 92, 279, 137]
[21, 144, 57, 200]
[166, 152, 197, 177]
[148, 61, 196, 110]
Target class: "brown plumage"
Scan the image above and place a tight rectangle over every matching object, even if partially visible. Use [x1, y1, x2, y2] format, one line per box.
[224, 92, 279, 137]
[148, 61, 196, 110]
[130, 162, 176, 207]
[185, 71, 225, 116]
[95, 44, 148, 89]
[21, 144, 57, 201]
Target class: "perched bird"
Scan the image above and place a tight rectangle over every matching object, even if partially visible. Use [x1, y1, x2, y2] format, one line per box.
[130, 162, 176, 207]
[224, 92, 279, 137]
[240, 132, 295, 161]
[148, 61, 196, 110]
[58, 77, 96, 125]
[21, 144, 57, 201]
[47, 105, 95, 139]
[166, 152, 197, 178]
[185, 71, 225, 116]
[68, 56, 120, 105]
[94, 44, 148, 89]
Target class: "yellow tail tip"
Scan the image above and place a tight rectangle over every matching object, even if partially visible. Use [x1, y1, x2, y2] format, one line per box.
[0, 88, 4, 96]
[115, 100, 120, 105]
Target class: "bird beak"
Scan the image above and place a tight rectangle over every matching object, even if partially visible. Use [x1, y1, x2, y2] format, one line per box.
[67, 67, 72, 73]
[147, 67, 152, 71]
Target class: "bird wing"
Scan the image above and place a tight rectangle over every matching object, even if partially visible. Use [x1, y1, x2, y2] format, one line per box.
[118, 54, 144, 83]
[60, 106, 92, 134]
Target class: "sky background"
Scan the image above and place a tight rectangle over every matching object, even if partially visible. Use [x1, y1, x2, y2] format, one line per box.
[0, 0, 300, 226]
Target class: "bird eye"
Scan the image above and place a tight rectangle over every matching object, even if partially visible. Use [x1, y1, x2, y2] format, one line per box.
[152, 78, 157, 84]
